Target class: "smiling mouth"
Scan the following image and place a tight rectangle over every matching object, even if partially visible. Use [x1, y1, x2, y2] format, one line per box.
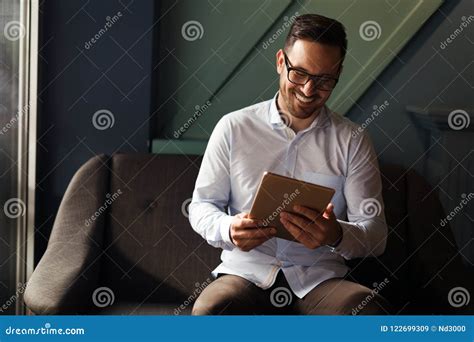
[294, 92, 317, 105]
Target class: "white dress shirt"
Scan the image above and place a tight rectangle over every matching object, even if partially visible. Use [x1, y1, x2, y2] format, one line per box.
[189, 93, 387, 298]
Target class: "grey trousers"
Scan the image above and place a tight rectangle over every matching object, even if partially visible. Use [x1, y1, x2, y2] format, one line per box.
[192, 271, 391, 315]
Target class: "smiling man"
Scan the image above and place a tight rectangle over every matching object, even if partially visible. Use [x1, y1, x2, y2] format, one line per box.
[189, 14, 389, 315]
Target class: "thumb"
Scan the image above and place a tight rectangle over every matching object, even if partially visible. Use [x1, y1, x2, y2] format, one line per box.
[238, 212, 250, 219]
[323, 203, 335, 220]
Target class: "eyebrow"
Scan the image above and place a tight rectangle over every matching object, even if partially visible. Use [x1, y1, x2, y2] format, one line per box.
[293, 64, 337, 78]
[285, 54, 338, 78]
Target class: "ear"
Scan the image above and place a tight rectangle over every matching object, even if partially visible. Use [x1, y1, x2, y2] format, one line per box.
[337, 63, 344, 77]
[276, 49, 285, 74]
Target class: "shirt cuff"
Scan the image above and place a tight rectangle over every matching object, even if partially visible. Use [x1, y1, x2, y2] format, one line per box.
[219, 215, 235, 251]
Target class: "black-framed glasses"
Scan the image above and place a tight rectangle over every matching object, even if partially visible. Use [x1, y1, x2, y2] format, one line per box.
[283, 51, 339, 91]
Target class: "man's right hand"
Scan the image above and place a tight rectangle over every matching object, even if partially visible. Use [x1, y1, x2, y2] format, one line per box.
[230, 213, 277, 252]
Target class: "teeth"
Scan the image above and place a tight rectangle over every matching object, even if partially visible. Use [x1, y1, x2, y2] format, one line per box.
[295, 93, 314, 104]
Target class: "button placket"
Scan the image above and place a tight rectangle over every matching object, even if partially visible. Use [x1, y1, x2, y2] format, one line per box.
[280, 125, 296, 177]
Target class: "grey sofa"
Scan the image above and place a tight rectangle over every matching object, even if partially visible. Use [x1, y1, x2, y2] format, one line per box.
[24, 153, 473, 315]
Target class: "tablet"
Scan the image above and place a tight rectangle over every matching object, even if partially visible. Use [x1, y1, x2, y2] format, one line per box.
[249, 172, 335, 241]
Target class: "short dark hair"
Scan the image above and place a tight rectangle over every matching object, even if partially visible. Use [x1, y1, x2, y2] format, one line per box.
[284, 14, 347, 63]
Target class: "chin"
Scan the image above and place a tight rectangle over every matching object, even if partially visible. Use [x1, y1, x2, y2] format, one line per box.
[291, 109, 316, 119]
[291, 101, 324, 118]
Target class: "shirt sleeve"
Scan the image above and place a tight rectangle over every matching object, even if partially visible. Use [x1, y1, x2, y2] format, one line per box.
[188, 115, 235, 251]
[332, 130, 388, 259]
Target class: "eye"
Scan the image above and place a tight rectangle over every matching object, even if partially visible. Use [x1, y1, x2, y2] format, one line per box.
[318, 77, 335, 84]
[293, 70, 307, 77]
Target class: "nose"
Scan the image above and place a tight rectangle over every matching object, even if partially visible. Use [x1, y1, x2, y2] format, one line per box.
[301, 79, 318, 97]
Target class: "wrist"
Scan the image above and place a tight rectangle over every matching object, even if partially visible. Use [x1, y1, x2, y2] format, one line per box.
[327, 224, 343, 248]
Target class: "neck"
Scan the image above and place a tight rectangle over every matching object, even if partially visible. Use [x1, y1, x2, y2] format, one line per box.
[277, 94, 321, 133]
[290, 111, 320, 133]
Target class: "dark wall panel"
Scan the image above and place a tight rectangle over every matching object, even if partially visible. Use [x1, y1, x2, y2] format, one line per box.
[35, 0, 156, 262]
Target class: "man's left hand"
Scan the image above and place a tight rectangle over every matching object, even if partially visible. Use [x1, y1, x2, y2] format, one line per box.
[279, 203, 342, 249]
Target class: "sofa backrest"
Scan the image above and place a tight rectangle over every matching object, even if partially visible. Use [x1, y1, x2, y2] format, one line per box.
[346, 164, 411, 308]
[100, 154, 221, 304]
[100, 153, 415, 306]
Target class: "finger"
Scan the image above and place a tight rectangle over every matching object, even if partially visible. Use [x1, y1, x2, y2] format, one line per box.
[292, 205, 321, 222]
[292, 205, 327, 231]
[239, 234, 274, 245]
[236, 212, 257, 221]
[280, 217, 310, 243]
[238, 218, 262, 229]
[235, 227, 276, 240]
[281, 217, 323, 249]
[294, 205, 332, 230]
[323, 203, 336, 220]
[281, 212, 319, 237]
[281, 213, 325, 243]
[243, 212, 270, 225]
[238, 236, 272, 251]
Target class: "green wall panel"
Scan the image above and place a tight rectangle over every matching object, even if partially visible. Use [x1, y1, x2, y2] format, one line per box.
[156, 0, 292, 139]
[153, 0, 443, 155]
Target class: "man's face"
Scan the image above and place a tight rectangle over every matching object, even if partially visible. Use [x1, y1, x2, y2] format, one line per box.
[276, 39, 342, 119]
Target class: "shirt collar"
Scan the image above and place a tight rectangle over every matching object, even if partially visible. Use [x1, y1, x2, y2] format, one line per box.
[268, 92, 331, 131]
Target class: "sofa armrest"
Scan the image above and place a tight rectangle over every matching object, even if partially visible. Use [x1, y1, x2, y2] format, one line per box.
[24, 154, 110, 314]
